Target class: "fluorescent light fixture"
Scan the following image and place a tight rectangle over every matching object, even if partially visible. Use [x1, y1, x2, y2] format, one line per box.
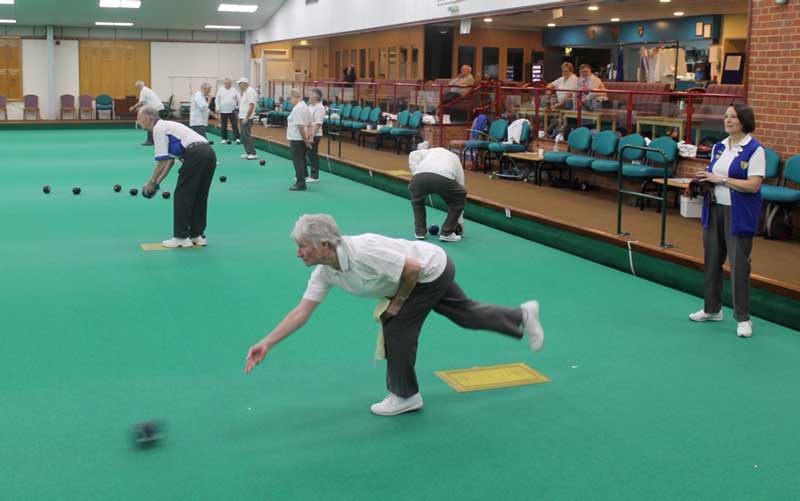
[588, 5, 599, 11]
[218, 3, 258, 13]
[0, 18, 17, 23]
[483, 17, 493, 22]
[95, 21, 134, 26]
[205, 24, 243, 30]
[610, 17, 620, 22]
[673, 11, 684, 16]
[547, 23, 556, 27]
[0, 0, 15, 5]
[99, 0, 142, 7]
[659, 0, 671, 3]
[299, 40, 309, 45]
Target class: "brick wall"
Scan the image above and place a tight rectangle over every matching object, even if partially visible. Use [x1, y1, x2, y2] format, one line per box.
[747, 0, 800, 158]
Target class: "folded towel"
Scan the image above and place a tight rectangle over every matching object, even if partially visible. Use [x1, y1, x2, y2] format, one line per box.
[372, 299, 391, 360]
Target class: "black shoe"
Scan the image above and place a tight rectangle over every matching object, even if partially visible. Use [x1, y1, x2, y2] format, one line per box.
[289, 184, 307, 191]
[142, 142, 154, 146]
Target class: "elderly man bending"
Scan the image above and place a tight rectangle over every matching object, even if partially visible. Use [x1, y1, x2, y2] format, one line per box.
[408, 147, 466, 242]
[244, 214, 544, 416]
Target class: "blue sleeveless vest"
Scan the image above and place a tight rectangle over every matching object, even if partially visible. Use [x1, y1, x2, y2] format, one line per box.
[701, 137, 763, 237]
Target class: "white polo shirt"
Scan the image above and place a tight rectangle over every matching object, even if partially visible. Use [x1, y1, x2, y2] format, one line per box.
[139, 86, 164, 111]
[309, 102, 325, 137]
[408, 148, 465, 187]
[238, 86, 258, 120]
[550, 74, 579, 105]
[190, 91, 210, 127]
[152, 120, 208, 161]
[286, 100, 311, 141]
[215, 86, 240, 114]
[302, 234, 448, 303]
[711, 134, 766, 206]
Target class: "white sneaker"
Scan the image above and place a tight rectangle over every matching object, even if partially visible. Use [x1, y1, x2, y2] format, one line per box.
[415, 234, 426, 240]
[370, 393, 423, 416]
[236, 139, 241, 144]
[240, 153, 249, 159]
[689, 309, 723, 322]
[246, 154, 257, 160]
[305, 177, 320, 183]
[439, 233, 461, 242]
[161, 237, 193, 248]
[191, 236, 207, 247]
[520, 300, 544, 352]
[737, 320, 753, 338]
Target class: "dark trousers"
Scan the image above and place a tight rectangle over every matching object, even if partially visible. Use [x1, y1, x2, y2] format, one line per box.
[703, 204, 753, 322]
[220, 112, 240, 141]
[173, 144, 217, 239]
[382, 257, 523, 398]
[306, 136, 321, 179]
[240, 119, 255, 155]
[409, 173, 466, 236]
[190, 125, 207, 138]
[145, 129, 153, 144]
[290, 140, 308, 188]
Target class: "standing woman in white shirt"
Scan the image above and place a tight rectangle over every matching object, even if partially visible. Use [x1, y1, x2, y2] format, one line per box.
[189, 82, 218, 139]
[237, 77, 259, 160]
[244, 214, 544, 416]
[689, 104, 765, 338]
[129, 80, 165, 146]
[215, 78, 241, 144]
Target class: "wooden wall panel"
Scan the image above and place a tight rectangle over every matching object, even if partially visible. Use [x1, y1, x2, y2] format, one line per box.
[79, 40, 151, 99]
[453, 28, 543, 82]
[0, 37, 23, 99]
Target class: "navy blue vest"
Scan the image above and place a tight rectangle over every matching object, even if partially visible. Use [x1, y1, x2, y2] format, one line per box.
[701, 137, 763, 237]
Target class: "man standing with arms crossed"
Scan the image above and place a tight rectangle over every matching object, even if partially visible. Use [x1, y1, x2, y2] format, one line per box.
[215, 78, 241, 145]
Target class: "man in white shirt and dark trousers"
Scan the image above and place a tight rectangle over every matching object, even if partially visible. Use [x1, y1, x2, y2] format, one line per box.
[244, 214, 544, 416]
[215, 78, 240, 144]
[408, 147, 466, 242]
[129, 80, 165, 146]
[136, 107, 217, 249]
[286, 89, 312, 191]
[237, 77, 258, 160]
[189, 82, 218, 139]
[306, 88, 325, 183]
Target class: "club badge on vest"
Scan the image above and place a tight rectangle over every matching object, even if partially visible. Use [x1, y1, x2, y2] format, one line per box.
[740, 160, 749, 170]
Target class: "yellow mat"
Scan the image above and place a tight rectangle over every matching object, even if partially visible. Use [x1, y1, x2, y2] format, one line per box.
[384, 169, 412, 178]
[140, 243, 202, 251]
[435, 362, 551, 392]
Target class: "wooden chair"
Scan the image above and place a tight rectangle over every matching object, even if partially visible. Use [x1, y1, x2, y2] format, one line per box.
[23, 94, 40, 120]
[60, 94, 76, 120]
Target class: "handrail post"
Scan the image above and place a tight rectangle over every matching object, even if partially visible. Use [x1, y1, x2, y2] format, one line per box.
[685, 93, 694, 144]
[495, 81, 502, 117]
[534, 88, 540, 139]
[626, 93, 633, 134]
[438, 85, 445, 148]
[393, 83, 397, 114]
[576, 90, 583, 126]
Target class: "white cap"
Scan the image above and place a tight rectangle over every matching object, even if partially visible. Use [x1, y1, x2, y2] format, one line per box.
[236, 77, 249, 84]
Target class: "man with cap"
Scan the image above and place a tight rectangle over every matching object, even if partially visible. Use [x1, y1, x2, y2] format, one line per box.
[137, 107, 217, 248]
[237, 77, 259, 160]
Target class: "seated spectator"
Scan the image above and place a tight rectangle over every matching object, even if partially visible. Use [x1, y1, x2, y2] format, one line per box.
[444, 65, 475, 104]
[547, 62, 579, 110]
[577, 64, 608, 111]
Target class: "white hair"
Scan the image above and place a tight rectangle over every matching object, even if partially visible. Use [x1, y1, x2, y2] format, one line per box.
[135, 80, 144, 87]
[288, 88, 302, 99]
[201, 82, 212, 90]
[291, 214, 341, 248]
[309, 87, 322, 101]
